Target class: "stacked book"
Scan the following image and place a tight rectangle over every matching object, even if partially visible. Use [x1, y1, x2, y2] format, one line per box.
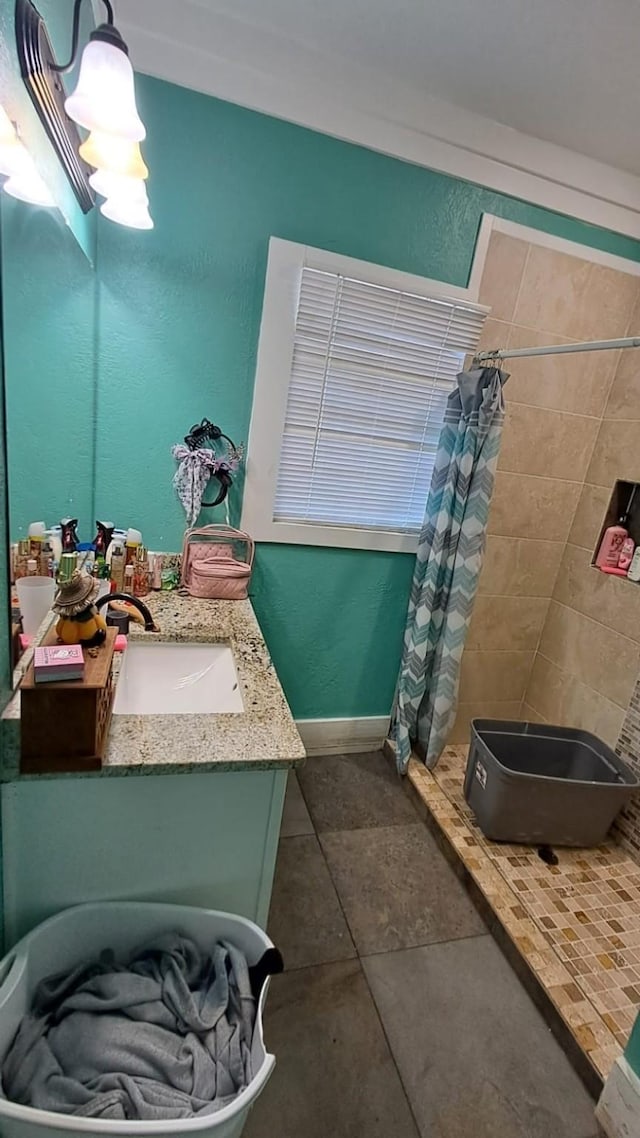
[33, 645, 85, 684]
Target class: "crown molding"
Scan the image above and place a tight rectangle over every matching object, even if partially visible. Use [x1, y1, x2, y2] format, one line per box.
[119, 0, 640, 240]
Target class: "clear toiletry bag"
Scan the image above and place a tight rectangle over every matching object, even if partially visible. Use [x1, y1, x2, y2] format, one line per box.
[181, 524, 254, 600]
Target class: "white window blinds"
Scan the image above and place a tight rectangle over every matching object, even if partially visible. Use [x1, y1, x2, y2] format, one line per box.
[273, 267, 488, 534]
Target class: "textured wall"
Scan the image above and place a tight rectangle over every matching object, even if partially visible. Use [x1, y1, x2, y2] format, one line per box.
[1, 196, 98, 539]
[93, 74, 640, 721]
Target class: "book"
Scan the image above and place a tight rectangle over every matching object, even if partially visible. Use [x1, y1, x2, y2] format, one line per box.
[33, 645, 85, 684]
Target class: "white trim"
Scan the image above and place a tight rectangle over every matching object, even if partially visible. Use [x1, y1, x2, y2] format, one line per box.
[466, 215, 495, 297]
[297, 244, 486, 304]
[295, 716, 390, 756]
[596, 1057, 640, 1138]
[491, 217, 640, 277]
[242, 218, 640, 556]
[119, 2, 640, 239]
[240, 236, 487, 554]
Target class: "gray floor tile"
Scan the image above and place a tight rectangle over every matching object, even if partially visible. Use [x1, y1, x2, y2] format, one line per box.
[243, 961, 420, 1138]
[363, 936, 598, 1138]
[321, 823, 487, 954]
[280, 773, 314, 837]
[268, 835, 356, 970]
[298, 750, 418, 832]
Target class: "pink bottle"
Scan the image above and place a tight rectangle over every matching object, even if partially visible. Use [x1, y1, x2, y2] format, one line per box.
[595, 520, 628, 569]
[619, 535, 635, 572]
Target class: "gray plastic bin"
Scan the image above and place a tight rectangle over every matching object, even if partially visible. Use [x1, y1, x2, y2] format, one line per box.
[464, 720, 640, 847]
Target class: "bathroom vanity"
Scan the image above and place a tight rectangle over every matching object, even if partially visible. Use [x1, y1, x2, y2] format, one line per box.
[0, 594, 306, 947]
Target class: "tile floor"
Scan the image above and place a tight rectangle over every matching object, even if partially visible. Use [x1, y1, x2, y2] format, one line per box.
[409, 746, 640, 1080]
[244, 752, 602, 1138]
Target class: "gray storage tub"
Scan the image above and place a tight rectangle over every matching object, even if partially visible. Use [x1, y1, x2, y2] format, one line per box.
[464, 720, 640, 847]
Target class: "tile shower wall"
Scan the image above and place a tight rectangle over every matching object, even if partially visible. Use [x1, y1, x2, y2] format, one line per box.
[451, 231, 640, 744]
[525, 284, 640, 751]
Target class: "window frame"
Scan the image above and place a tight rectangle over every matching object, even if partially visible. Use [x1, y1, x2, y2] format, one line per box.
[241, 237, 488, 554]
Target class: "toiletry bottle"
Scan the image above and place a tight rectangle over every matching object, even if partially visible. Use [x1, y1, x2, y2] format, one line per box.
[93, 521, 114, 559]
[81, 550, 96, 577]
[161, 566, 179, 591]
[150, 553, 163, 590]
[110, 539, 126, 592]
[124, 564, 135, 593]
[125, 528, 142, 566]
[28, 521, 46, 558]
[26, 558, 38, 577]
[628, 547, 640, 582]
[60, 518, 79, 553]
[619, 535, 636, 572]
[14, 541, 31, 580]
[58, 552, 78, 583]
[596, 485, 638, 570]
[48, 526, 63, 563]
[105, 529, 127, 566]
[39, 536, 54, 577]
[596, 516, 629, 568]
[133, 547, 150, 597]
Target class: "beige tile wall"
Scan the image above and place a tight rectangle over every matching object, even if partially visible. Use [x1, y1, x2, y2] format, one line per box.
[523, 281, 640, 749]
[452, 231, 640, 747]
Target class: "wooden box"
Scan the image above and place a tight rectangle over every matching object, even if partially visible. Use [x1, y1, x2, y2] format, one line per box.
[20, 627, 117, 774]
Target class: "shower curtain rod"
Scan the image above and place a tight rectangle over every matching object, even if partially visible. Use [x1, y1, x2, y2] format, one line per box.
[474, 334, 640, 364]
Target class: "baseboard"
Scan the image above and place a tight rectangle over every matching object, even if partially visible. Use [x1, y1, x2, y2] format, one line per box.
[596, 1057, 640, 1137]
[295, 716, 390, 757]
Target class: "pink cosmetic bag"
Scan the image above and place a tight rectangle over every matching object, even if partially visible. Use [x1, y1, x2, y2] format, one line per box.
[181, 525, 254, 600]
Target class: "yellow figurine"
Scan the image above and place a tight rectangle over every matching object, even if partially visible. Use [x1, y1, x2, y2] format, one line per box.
[53, 571, 108, 647]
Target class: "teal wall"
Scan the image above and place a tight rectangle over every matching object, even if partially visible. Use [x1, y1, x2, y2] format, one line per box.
[94, 75, 640, 720]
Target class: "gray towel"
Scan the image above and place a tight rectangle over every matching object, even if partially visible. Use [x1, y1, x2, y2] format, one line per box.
[1, 932, 256, 1120]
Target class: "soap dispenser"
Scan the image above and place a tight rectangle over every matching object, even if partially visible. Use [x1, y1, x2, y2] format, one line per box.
[60, 518, 79, 553]
[93, 521, 114, 559]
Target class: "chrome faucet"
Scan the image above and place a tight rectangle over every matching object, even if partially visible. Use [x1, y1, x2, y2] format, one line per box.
[95, 592, 159, 632]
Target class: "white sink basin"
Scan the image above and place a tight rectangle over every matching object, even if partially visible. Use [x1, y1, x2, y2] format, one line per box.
[113, 642, 244, 716]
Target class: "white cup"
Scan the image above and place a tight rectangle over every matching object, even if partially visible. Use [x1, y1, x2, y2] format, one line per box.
[16, 576, 56, 639]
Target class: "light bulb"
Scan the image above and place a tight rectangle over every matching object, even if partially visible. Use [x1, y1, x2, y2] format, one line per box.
[4, 164, 55, 207]
[65, 32, 145, 141]
[0, 105, 15, 144]
[89, 169, 148, 204]
[79, 131, 148, 179]
[0, 105, 22, 177]
[100, 197, 153, 230]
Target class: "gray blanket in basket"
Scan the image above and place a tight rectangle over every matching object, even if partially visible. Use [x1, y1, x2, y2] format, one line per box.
[1, 933, 256, 1120]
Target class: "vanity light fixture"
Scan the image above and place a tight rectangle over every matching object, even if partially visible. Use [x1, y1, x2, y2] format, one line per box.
[16, 0, 153, 228]
[0, 105, 22, 175]
[0, 103, 54, 207]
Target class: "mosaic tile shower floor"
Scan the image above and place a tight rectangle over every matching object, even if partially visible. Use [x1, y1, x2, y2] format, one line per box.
[408, 747, 640, 1081]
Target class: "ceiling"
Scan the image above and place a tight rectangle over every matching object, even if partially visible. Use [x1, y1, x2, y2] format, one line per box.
[116, 0, 640, 234]
[118, 0, 640, 174]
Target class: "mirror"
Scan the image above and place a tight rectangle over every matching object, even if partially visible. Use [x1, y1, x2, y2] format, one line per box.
[0, 194, 98, 675]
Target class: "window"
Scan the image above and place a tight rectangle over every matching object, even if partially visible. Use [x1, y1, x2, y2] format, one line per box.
[242, 239, 488, 553]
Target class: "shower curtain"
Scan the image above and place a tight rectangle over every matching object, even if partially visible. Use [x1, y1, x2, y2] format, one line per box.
[393, 366, 509, 774]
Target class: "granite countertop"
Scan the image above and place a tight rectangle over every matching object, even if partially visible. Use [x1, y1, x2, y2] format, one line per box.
[1, 592, 306, 780]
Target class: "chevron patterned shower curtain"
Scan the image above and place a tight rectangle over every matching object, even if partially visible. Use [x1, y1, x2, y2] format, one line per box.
[393, 366, 509, 774]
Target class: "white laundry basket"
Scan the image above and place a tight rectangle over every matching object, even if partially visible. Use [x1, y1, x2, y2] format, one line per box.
[0, 902, 279, 1138]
